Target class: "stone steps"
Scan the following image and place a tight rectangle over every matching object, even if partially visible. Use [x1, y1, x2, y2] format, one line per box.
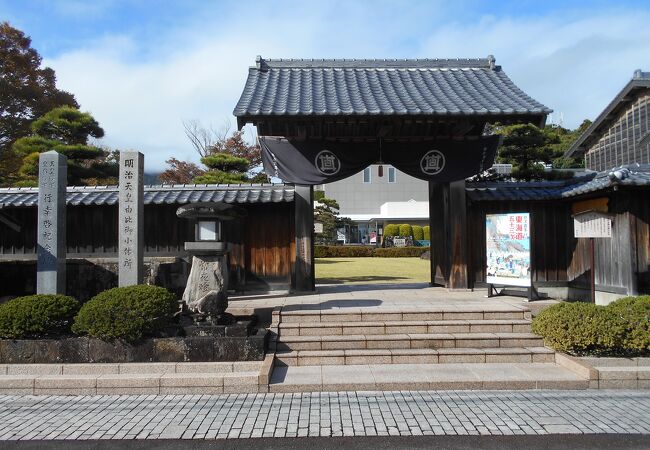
[272, 332, 544, 352]
[276, 346, 555, 366]
[277, 308, 529, 324]
[278, 319, 532, 336]
[0, 361, 267, 395]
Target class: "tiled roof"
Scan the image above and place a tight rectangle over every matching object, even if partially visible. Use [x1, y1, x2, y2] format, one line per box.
[467, 165, 650, 201]
[566, 70, 650, 157]
[234, 56, 551, 121]
[0, 184, 294, 208]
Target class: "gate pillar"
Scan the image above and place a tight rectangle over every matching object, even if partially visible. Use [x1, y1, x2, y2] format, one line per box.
[429, 180, 470, 290]
[293, 185, 315, 292]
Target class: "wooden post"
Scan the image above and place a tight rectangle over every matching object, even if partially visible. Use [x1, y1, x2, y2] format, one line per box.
[590, 237, 596, 303]
[293, 185, 315, 292]
[428, 180, 470, 290]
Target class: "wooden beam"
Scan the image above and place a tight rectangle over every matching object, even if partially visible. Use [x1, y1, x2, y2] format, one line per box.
[293, 185, 315, 292]
[428, 180, 470, 290]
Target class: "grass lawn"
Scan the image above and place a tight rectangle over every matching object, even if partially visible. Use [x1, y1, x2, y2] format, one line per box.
[315, 257, 430, 284]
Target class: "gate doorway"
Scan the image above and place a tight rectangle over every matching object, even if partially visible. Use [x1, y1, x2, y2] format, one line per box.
[233, 56, 550, 292]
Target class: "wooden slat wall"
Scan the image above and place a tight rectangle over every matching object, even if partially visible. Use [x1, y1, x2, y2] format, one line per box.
[567, 191, 650, 294]
[468, 200, 574, 286]
[0, 202, 295, 287]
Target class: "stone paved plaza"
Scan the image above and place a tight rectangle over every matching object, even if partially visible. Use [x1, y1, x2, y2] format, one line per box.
[0, 390, 648, 440]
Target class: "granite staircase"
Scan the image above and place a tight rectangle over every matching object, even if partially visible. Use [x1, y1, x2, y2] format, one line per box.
[270, 306, 554, 366]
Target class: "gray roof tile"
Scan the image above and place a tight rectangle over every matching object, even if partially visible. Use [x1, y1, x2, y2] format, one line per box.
[0, 184, 294, 208]
[234, 57, 551, 119]
[467, 165, 650, 201]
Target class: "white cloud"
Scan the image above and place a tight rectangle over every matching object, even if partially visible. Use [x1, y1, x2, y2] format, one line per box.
[43, 2, 650, 172]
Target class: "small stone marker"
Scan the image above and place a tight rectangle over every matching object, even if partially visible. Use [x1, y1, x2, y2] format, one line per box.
[118, 151, 144, 286]
[37, 151, 67, 294]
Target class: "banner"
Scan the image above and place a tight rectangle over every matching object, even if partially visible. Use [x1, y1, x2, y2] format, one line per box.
[486, 213, 531, 287]
[260, 136, 501, 185]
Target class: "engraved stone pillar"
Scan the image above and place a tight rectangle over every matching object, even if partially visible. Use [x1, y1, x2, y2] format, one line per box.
[118, 151, 144, 286]
[37, 151, 67, 294]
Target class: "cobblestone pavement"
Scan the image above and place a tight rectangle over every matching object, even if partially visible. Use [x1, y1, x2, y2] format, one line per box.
[0, 390, 648, 440]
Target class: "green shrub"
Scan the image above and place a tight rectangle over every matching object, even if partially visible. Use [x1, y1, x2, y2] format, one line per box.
[423, 226, 430, 241]
[314, 245, 429, 258]
[398, 224, 413, 238]
[374, 246, 429, 257]
[72, 285, 177, 342]
[314, 245, 375, 257]
[383, 224, 399, 237]
[412, 225, 424, 241]
[532, 302, 625, 355]
[607, 296, 650, 352]
[0, 294, 79, 339]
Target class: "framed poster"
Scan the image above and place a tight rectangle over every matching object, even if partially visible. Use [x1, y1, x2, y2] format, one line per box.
[486, 212, 531, 287]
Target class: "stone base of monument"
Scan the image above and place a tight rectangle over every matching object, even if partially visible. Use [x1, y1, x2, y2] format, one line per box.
[0, 328, 269, 364]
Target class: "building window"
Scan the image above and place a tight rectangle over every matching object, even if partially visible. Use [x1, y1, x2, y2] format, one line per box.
[363, 167, 371, 183]
[388, 167, 396, 183]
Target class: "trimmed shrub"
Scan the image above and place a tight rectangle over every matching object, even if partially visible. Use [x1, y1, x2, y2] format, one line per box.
[0, 294, 80, 339]
[423, 226, 430, 241]
[314, 245, 375, 257]
[374, 246, 429, 257]
[607, 296, 650, 352]
[398, 224, 413, 238]
[383, 224, 399, 238]
[532, 302, 625, 355]
[72, 285, 177, 342]
[314, 245, 430, 258]
[412, 225, 424, 241]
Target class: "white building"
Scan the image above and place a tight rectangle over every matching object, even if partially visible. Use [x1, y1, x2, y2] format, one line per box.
[317, 164, 429, 244]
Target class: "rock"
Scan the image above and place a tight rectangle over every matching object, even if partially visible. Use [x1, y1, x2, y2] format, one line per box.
[420, 250, 431, 260]
[182, 255, 229, 316]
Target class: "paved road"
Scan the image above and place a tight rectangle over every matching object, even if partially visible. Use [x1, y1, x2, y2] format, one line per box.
[0, 390, 648, 441]
[1, 435, 649, 449]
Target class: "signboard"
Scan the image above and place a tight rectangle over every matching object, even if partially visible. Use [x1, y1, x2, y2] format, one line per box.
[486, 213, 531, 287]
[573, 211, 612, 238]
[314, 222, 323, 234]
[393, 238, 407, 248]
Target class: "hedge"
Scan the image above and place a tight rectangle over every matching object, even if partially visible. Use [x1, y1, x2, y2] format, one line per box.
[0, 294, 80, 339]
[423, 226, 430, 241]
[398, 224, 413, 238]
[608, 296, 650, 352]
[72, 285, 177, 342]
[374, 247, 429, 257]
[383, 224, 400, 238]
[315, 245, 429, 258]
[412, 225, 424, 241]
[532, 297, 650, 356]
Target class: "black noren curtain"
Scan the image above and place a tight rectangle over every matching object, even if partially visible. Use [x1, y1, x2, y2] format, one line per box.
[260, 136, 501, 185]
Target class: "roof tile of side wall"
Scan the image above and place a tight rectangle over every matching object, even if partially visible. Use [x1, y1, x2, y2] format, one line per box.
[0, 184, 294, 208]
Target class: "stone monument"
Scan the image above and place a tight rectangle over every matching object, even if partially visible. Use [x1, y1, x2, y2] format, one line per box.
[37, 151, 67, 294]
[177, 202, 245, 323]
[118, 151, 144, 286]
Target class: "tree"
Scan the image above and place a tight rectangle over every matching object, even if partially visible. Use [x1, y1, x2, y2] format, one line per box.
[183, 120, 262, 166]
[159, 158, 205, 184]
[193, 153, 251, 184]
[495, 123, 554, 180]
[0, 22, 77, 178]
[180, 121, 267, 184]
[10, 106, 117, 186]
[545, 119, 591, 169]
[314, 197, 351, 245]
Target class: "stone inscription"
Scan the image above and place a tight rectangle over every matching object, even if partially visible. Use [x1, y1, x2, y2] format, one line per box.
[37, 151, 67, 294]
[118, 151, 144, 286]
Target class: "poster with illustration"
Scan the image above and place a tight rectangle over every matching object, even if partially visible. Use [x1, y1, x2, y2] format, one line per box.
[486, 213, 531, 287]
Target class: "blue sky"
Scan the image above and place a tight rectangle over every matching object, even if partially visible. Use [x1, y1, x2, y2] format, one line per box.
[2, 0, 650, 171]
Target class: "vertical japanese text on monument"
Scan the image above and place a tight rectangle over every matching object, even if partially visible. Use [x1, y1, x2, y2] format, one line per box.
[121, 157, 136, 271]
[40, 159, 56, 253]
